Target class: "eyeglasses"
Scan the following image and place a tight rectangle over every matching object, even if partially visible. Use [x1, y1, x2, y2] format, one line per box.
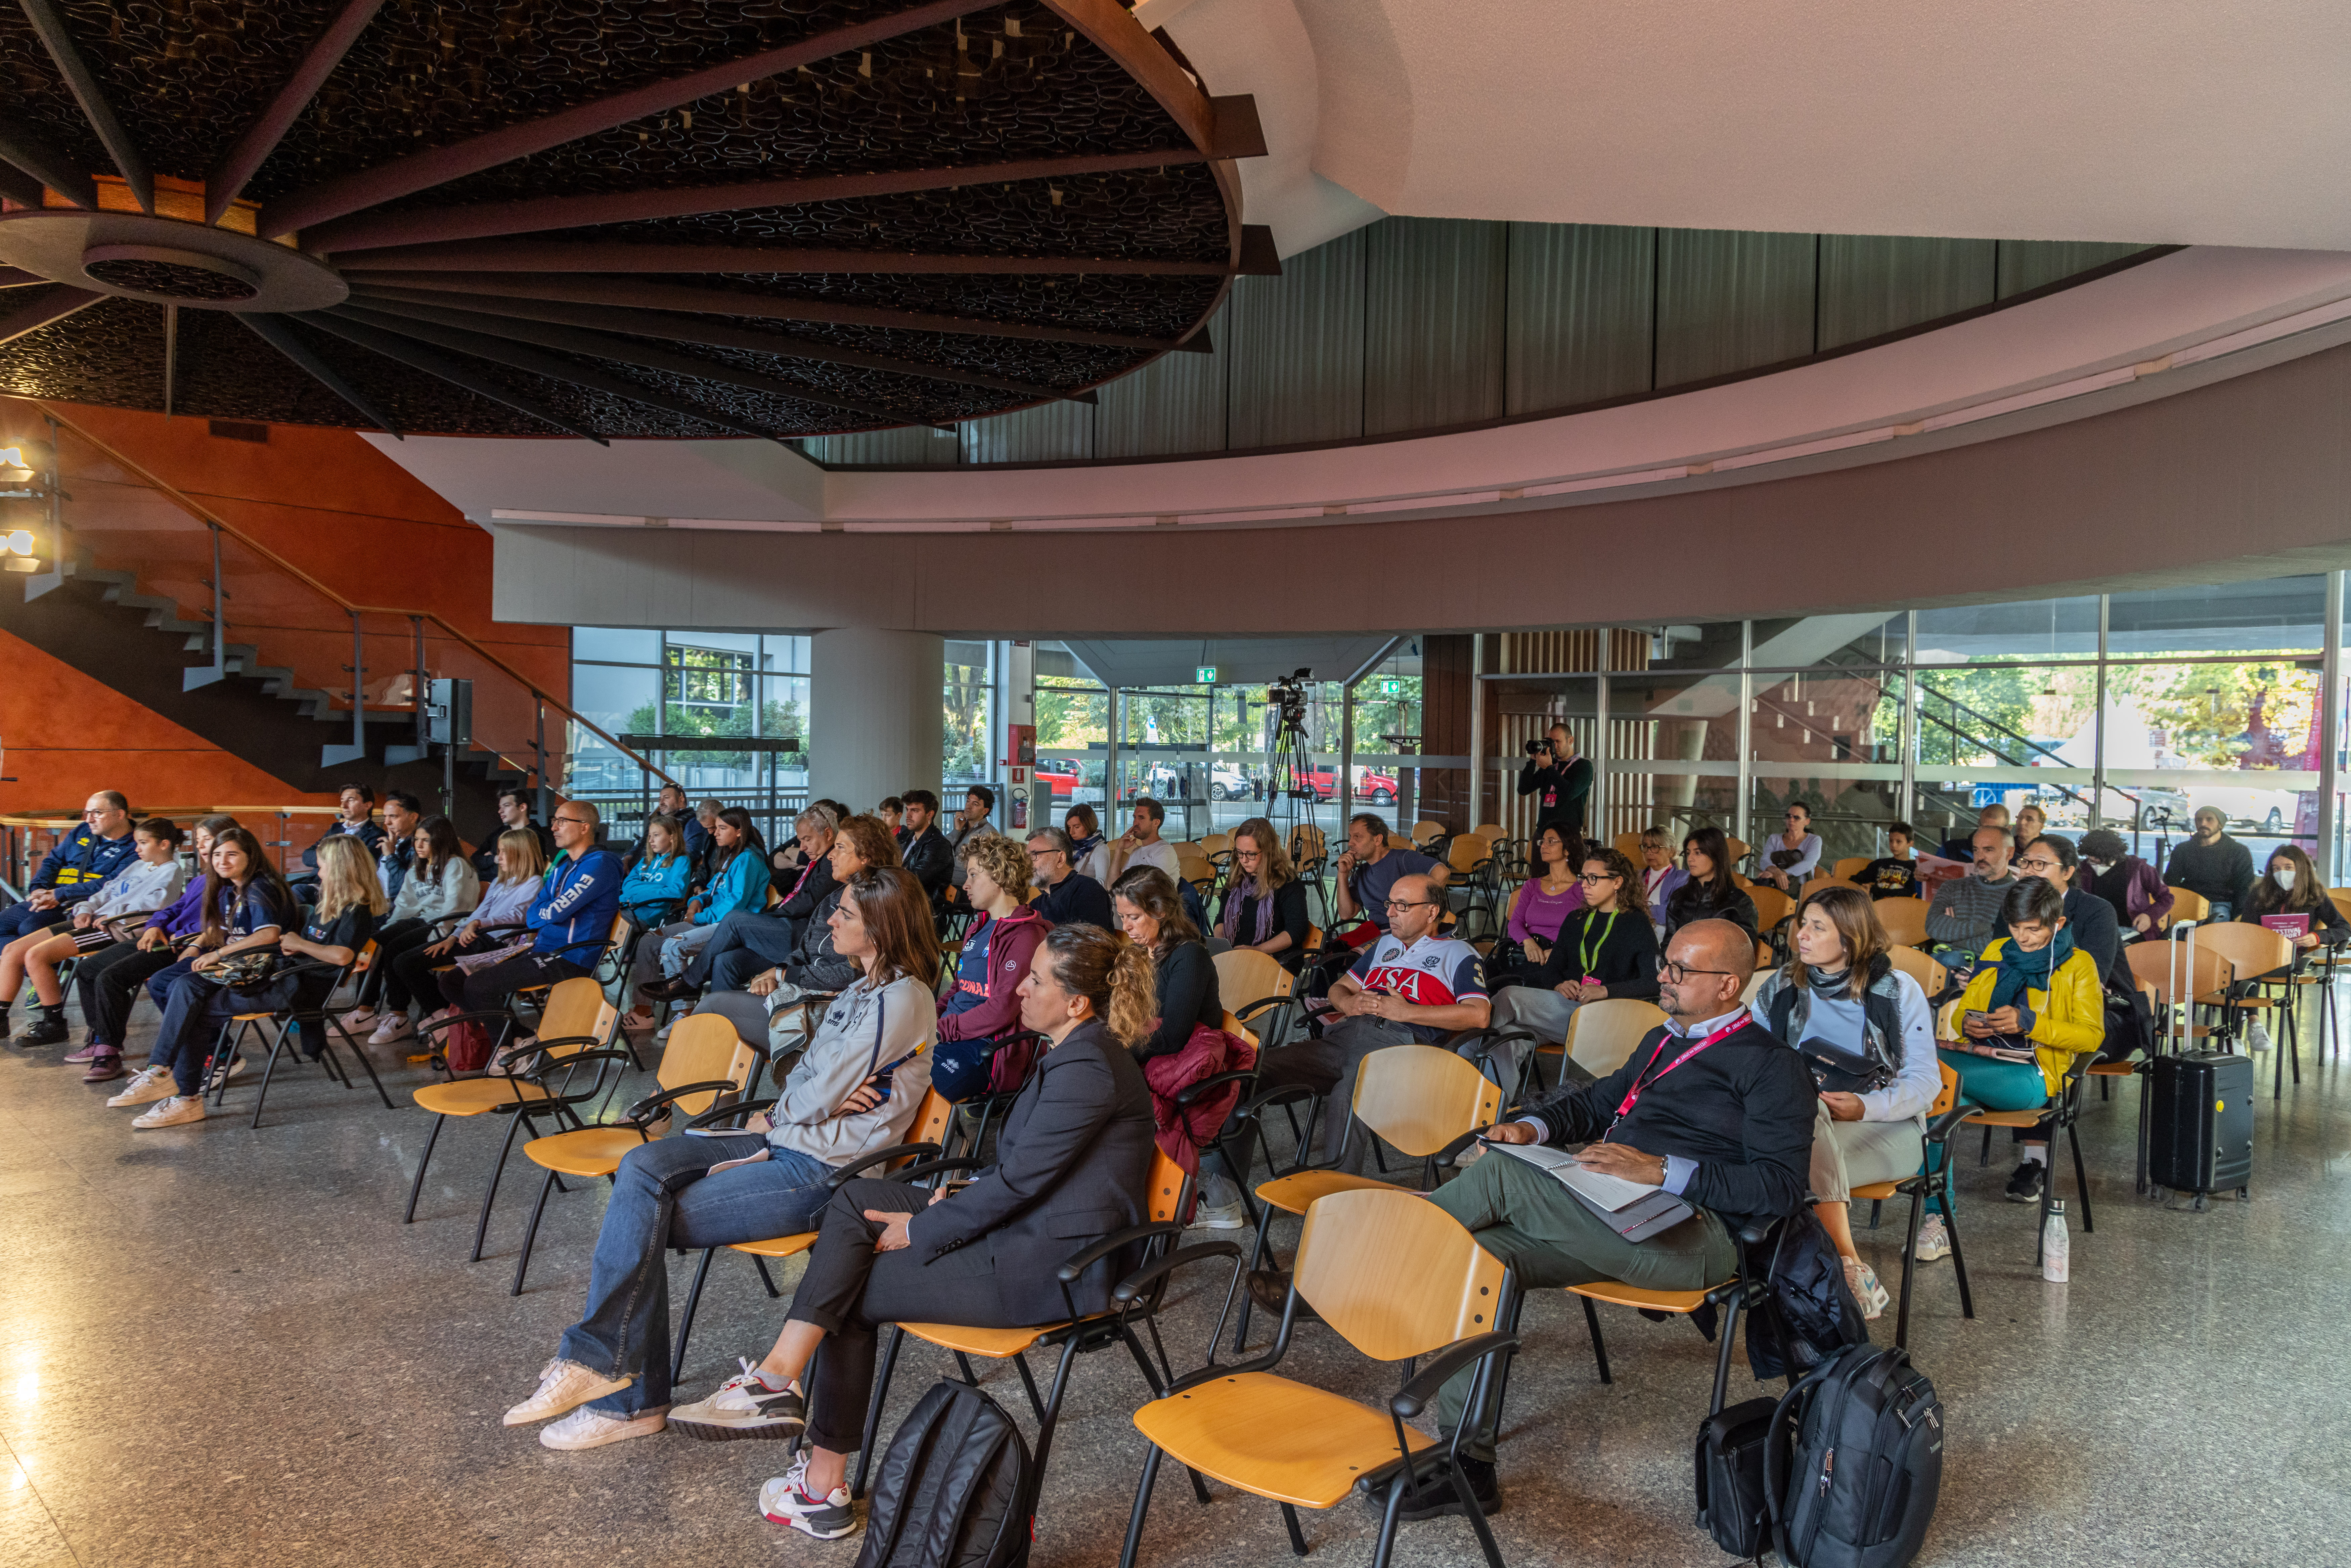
[1578, 871, 1620, 884]
[1234, 848, 1262, 858]
[1659, 959, 1739, 984]
[2014, 857, 2059, 873]
[1384, 898, 1436, 911]
[551, 814, 592, 828]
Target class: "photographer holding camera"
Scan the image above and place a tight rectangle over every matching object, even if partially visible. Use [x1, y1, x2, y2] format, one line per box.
[1517, 723, 1594, 841]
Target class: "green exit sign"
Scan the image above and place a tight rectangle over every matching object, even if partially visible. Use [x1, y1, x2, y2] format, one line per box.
[1195, 666, 1218, 683]
[1379, 678, 1402, 696]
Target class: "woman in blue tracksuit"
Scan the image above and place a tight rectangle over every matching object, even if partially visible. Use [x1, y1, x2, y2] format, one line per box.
[627, 808, 767, 998]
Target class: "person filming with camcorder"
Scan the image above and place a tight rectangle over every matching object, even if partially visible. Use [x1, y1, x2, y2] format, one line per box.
[1517, 722, 1594, 841]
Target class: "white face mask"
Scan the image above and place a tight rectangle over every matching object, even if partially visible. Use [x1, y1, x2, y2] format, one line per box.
[2275, 866, 2297, 891]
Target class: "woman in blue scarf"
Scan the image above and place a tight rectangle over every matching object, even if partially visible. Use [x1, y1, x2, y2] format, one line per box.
[1939, 877, 2106, 1205]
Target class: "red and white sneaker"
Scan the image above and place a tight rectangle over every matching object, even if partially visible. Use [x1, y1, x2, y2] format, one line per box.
[759, 1455, 858, 1540]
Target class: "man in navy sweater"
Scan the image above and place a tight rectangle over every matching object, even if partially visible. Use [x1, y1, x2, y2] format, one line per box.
[1025, 828, 1113, 929]
[0, 792, 139, 943]
[1394, 919, 1816, 1520]
[456, 799, 622, 1014]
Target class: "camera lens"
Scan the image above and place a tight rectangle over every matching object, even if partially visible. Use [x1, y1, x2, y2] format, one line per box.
[1524, 739, 1550, 756]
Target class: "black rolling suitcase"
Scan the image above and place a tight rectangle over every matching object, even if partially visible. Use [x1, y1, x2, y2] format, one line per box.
[2147, 1051, 2252, 1205]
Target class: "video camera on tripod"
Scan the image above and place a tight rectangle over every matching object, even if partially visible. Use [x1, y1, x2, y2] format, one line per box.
[1267, 668, 1315, 800]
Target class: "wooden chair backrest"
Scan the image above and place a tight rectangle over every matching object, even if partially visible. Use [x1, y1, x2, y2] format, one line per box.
[2181, 921, 2291, 982]
[1887, 944, 1946, 996]
[1295, 1187, 1510, 1360]
[1567, 998, 1669, 1077]
[659, 1013, 757, 1116]
[538, 977, 612, 1051]
[1146, 1147, 1189, 1224]
[1931, 1060, 1960, 1120]
[1725, 835, 1749, 865]
[1303, 924, 1325, 957]
[1199, 833, 1231, 857]
[1213, 946, 1291, 1010]
[608, 909, 632, 945]
[1386, 835, 1415, 854]
[2328, 887, 2351, 920]
[1170, 841, 1200, 858]
[1472, 824, 1507, 842]
[352, 938, 379, 974]
[1446, 833, 1493, 875]
[1412, 821, 1446, 847]
[1351, 1044, 1502, 1158]
[1177, 850, 1216, 883]
[1747, 886, 1793, 931]
[2124, 941, 2231, 1006]
[2161, 887, 2210, 931]
[1290, 824, 1326, 862]
[1875, 897, 1931, 948]
[1832, 856, 1872, 884]
[899, 1087, 953, 1163]
[1739, 971, 1769, 1006]
[1754, 938, 1774, 971]
[1221, 1009, 1260, 1050]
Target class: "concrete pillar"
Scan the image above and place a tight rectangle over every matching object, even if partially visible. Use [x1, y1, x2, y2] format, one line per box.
[811, 627, 942, 816]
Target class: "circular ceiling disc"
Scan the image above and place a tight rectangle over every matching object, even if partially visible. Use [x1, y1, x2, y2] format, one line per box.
[0, 211, 347, 311]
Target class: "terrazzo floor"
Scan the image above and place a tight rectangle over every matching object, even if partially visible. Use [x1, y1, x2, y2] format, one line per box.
[0, 994, 2344, 1567]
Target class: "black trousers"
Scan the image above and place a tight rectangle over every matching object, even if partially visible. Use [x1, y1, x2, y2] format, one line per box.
[74, 940, 178, 1049]
[390, 931, 500, 1014]
[444, 951, 592, 1015]
[366, 919, 434, 1007]
[787, 1178, 1025, 1453]
[684, 909, 798, 989]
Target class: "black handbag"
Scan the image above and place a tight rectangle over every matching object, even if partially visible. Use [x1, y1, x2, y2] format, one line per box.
[1793, 1036, 1895, 1097]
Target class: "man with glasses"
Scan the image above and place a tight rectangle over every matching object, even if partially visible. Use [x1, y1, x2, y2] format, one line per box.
[1026, 828, 1112, 929]
[1383, 919, 1814, 1523]
[1925, 823, 2019, 970]
[2016, 835, 2125, 988]
[455, 799, 623, 1014]
[0, 791, 140, 947]
[1254, 872, 1490, 1175]
[1330, 811, 1447, 946]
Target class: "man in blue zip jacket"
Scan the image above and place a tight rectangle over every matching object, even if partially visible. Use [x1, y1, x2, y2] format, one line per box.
[455, 799, 622, 1014]
[0, 792, 140, 947]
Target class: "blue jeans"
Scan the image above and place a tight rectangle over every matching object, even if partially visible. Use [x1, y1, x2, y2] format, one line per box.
[0, 901, 63, 944]
[151, 961, 243, 1094]
[557, 1135, 840, 1416]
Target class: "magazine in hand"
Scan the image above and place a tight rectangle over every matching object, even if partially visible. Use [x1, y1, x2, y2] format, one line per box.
[2261, 912, 2311, 940]
[1487, 1139, 1694, 1242]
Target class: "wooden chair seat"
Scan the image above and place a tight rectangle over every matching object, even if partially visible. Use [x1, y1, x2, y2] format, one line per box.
[522, 1125, 646, 1177]
[1130, 1369, 1437, 1510]
[1254, 1168, 1406, 1217]
[903, 1319, 1073, 1359]
[1961, 1108, 2046, 1128]
[728, 1232, 816, 1261]
[232, 1011, 273, 1023]
[1848, 1179, 1903, 1202]
[2085, 1061, 2137, 1077]
[413, 1077, 556, 1116]
[1567, 1279, 1721, 1314]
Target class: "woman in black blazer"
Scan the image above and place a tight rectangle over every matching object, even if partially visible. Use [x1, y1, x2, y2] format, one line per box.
[665, 923, 1160, 1538]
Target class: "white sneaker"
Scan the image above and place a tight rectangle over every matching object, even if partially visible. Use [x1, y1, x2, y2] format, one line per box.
[503, 1358, 633, 1426]
[368, 1013, 414, 1046]
[1193, 1199, 1249, 1230]
[668, 1358, 807, 1443]
[760, 1456, 859, 1540]
[132, 1094, 207, 1129]
[1913, 1214, 1953, 1263]
[342, 1006, 378, 1029]
[205, 1056, 248, 1090]
[1842, 1256, 1890, 1320]
[2248, 1021, 2272, 1054]
[106, 1066, 176, 1107]
[539, 1405, 666, 1450]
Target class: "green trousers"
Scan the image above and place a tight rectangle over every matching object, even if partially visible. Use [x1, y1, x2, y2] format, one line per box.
[1424, 1150, 1738, 1461]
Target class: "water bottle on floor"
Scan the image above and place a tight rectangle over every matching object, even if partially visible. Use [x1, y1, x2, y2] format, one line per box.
[2042, 1199, 2070, 1283]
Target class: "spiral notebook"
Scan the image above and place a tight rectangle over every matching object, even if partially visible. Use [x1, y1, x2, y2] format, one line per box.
[1487, 1140, 1695, 1242]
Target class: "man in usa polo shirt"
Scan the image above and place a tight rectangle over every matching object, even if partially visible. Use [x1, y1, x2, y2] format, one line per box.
[1258, 872, 1491, 1174]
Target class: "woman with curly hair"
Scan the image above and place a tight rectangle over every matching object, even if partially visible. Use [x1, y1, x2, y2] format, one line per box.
[932, 833, 1051, 1101]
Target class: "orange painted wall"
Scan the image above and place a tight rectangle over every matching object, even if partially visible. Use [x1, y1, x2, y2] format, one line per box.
[0, 402, 567, 820]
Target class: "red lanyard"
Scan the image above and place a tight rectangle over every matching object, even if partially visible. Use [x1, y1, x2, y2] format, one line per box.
[1608, 1016, 1743, 1135]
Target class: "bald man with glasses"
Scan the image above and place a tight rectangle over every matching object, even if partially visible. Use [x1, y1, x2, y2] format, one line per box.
[1254, 872, 1491, 1175]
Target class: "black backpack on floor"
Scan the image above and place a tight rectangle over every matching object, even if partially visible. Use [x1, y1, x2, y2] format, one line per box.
[1695, 1394, 1800, 1558]
[854, 1380, 1033, 1568]
[1763, 1342, 1943, 1568]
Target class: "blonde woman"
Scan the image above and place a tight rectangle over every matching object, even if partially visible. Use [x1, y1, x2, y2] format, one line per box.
[269, 835, 390, 1063]
[378, 827, 547, 1043]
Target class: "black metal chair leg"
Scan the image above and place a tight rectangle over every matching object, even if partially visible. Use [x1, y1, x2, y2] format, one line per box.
[250, 1021, 295, 1129]
[1938, 1187, 1976, 1319]
[1709, 1291, 1746, 1413]
[470, 1110, 534, 1263]
[335, 1017, 394, 1108]
[1366, 1473, 1407, 1568]
[1232, 1201, 1280, 1353]
[403, 1114, 446, 1223]
[1581, 1293, 1612, 1384]
[1895, 1184, 1923, 1352]
[1279, 1501, 1309, 1556]
[853, 1325, 908, 1500]
[1010, 1350, 1047, 1422]
[753, 1255, 781, 1298]
[1118, 1446, 1164, 1568]
[511, 1168, 559, 1296]
[670, 1246, 717, 1387]
[2070, 1122, 2094, 1233]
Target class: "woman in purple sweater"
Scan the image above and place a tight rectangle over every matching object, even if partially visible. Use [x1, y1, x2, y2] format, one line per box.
[1506, 825, 1585, 963]
[66, 814, 239, 1082]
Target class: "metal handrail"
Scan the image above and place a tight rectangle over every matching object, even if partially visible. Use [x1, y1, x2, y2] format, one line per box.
[12, 397, 674, 789]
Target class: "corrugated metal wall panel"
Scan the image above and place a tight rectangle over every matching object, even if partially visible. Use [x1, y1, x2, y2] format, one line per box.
[1817, 236, 1997, 350]
[1655, 229, 1817, 389]
[1505, 223, 1655, 414]
[1364, 217, 1507, 435]
[960, 399, 1095, 464]
[1095, 297, 1231, 458]
[1996, 240, 2150, 298]
[1227, 225, 1366, 450]
[800, 427, 958, 465]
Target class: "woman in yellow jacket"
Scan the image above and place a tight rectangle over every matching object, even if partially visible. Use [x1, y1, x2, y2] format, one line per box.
[1937, 877, 2105, 1204]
